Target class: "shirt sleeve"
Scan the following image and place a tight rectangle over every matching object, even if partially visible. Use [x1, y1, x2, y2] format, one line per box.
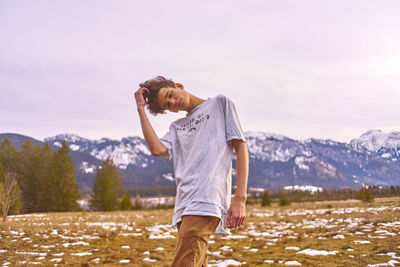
[159, 127, 173, 162]
[219, 95, 246, 143]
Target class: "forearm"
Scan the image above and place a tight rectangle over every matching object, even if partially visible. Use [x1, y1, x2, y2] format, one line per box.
[232, 140, 249, 200]
[137, 107, 167, 157]
[226, 139, 248, 229]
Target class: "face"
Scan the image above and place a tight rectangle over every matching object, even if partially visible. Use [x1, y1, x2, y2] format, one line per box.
[157, 85, 188, 113]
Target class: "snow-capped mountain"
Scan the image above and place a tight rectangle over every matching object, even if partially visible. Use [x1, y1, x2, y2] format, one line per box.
[40, 130, 400, 190]
[2, 129, 400, 191]
[45, 133, 90, 143]
[247, 130, 400, 188]
[246, 131, 310, 162]
[350, 129, 400, 159]
[45, 135, 153, 170]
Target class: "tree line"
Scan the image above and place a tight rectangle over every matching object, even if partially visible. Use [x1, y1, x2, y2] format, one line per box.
[0, 138, 81, 217]
[0, 138, 141, 221]
[2, 137, 399, 220]
[251, 185, 400, 206]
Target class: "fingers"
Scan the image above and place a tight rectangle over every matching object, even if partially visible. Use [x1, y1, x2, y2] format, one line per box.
[233, 215, 240, 228]
[134, 87, 150, 107]
[134, 87, 149, 98]
[239, 216, 245, 227]
[233, 216, 245, 228]
[226, 209, 232, 228]
[226, 212, 245, 229]
[136, 87, 150, 95]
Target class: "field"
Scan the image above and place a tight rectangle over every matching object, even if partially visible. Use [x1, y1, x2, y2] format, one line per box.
[1, 198, 399, 266]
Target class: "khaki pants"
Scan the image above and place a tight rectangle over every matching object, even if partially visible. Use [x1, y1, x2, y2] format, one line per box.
[171, 215, 221, 267]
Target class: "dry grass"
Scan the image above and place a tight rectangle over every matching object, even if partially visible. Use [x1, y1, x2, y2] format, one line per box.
[1, 197, 399, 266]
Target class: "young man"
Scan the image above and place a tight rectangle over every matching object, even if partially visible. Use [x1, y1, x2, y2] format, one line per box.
[134, 76, 249, 266]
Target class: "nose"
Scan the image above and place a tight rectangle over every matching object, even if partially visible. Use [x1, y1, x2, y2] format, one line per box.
[168, 98, 177, 106]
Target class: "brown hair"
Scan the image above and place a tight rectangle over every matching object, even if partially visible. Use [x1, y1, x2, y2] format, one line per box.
[139, 76, 175, 115]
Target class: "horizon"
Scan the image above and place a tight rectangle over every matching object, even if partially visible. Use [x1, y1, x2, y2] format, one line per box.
[1, 128, 399, 144]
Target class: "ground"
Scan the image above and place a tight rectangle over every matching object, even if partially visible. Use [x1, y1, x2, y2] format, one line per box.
[0, 197, 399, 266]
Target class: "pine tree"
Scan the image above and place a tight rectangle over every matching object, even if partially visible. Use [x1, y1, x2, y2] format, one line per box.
[356, 186, 374, 203]
[0, 138, 19, 173]
[261, 190, 271, 206]
[47, 141, 81, 211]
[18, 140, 38, 211]
[120, 190, 133, 210]
[18, 140, 53, 212]
[37, 142, 54, 211]
[90, 158, 122, 211]
[279, 190, 291, 206]
[134, 193, 143, 210]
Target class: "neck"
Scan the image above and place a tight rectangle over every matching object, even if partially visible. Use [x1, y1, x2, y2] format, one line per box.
[186, 94, 206, 113]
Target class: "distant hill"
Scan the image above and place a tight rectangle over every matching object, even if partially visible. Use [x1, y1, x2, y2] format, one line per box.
[0, 133, 47, 150]
[1, 129, 400, 190]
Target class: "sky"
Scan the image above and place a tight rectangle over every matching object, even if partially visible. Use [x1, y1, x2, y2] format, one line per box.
[1, 0, 400, 143]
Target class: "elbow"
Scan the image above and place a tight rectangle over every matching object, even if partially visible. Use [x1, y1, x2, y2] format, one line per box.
[151, 147, 168, 157]
[232, 140, 248, 154]
[151, 151, 162, 157]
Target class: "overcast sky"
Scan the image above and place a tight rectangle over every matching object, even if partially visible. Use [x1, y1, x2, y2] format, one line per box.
[1, 0, 399, 143]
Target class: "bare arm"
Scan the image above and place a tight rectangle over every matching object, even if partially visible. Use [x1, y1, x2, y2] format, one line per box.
[226, 139, 249, 228]
[134, 87, 168, 157]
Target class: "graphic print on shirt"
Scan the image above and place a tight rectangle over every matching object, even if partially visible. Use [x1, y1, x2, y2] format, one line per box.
[177, 113, 211, 133]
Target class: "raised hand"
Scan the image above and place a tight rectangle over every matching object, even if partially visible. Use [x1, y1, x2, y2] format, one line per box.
[134, 87, 150, 110]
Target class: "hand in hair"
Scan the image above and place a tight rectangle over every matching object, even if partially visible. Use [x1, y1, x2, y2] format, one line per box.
[135, 87, 150, 110]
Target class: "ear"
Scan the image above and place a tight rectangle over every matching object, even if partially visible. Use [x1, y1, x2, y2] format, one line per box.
[175, 83, 184, 90]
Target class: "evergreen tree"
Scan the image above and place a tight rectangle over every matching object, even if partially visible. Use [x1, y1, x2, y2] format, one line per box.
[134, 193, 143, 210]
[37, 142, 54, 211]
[47, 141, 80, 211]
[279, 190, 291, 206]
[261, 190, 271, 206]
[18, 140, 52, 212]
[0, 138, 19, 172]
[120, 190, 133, 210]
[356, 186, 374, 203]
[90, 158, 121, 211]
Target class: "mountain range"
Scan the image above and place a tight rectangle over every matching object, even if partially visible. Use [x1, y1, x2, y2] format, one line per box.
[1, 129, 399, 191]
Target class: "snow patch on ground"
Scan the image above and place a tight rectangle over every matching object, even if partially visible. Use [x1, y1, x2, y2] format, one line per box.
[297, 248, 338, 256]
[284, 185, 323, 194]
[285, 246, 300, 250]
[285, 260, 302, 265]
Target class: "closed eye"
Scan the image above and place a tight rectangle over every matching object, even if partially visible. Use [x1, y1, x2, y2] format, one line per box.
[163, 90, 170, 110]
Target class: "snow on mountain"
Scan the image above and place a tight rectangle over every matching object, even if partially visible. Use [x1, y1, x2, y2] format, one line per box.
[246, 131, 287, 141]
[45, 133, 89, 143]
[45, 134, 152, 169]
[41, 129, 400, 189]
[163, 173, 174, 182]
[69, 144, 81, 151]
[350, 130, 400, 152]
[295, 156, 312, 170]
[245, 131, 310, 162]
[92, 137, 152, 168]
[79, 161, 97, 174]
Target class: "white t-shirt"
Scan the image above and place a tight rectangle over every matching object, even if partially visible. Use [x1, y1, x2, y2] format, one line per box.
[160, 95, 246, 233]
